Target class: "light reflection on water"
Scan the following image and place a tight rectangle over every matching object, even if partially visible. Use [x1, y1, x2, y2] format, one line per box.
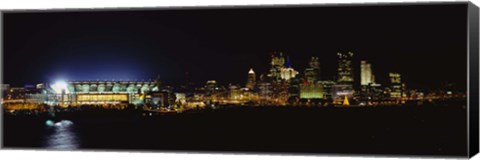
[44, 120, 79, 150]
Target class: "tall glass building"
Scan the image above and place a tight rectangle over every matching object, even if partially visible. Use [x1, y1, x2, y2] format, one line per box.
[337, 52, 354, 84]
[360, 60, 375, 86]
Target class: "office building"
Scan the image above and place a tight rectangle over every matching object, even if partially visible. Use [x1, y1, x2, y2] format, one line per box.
[337, 52, 354, 84]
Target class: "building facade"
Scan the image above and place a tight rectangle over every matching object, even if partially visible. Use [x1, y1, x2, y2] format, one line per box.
[268, 52, 286, 81]
[360, 60, 375, 86]
[337, 52, 354, 84]
[388, 73, 404, 98]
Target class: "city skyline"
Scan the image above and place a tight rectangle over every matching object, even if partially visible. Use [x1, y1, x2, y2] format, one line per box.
[1, 50, 463, 109]
[2, 3, 475, 157]
[2, 51, 465, 93]
[3, 4, 467, 91]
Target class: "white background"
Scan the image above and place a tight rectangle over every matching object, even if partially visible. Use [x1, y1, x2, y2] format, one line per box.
[0, 0, 478, 160]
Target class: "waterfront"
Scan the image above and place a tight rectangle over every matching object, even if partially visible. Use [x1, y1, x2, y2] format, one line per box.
[3, 104, 467, 156]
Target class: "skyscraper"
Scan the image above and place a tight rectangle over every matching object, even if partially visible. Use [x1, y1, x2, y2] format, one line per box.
[246, 68, 256, 90]
[267, 52, 286, 81]
[280, 56, 299, 81]
[299, 57, 323, 100]
[288, 77, 301, 102]
[319, 80, 336, 100]
[265, 53, 294, 104]
[337, 52, 354, 84]
[389, 72, 403, 98]
[360, 60, 375, 86]
[309, 56, 321, 71]
[304, 57, 321, 84]
[257, 74, 273, 104]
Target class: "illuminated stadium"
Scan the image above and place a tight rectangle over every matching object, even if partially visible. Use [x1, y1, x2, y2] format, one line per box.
[48, 80, 160, 106]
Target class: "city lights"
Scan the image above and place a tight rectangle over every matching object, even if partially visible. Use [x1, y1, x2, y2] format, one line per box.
[1, 3, 474, 156]
[0, 50, 466, 113]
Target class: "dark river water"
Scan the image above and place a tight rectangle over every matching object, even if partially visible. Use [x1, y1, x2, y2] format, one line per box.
[3, 105, 468, 157]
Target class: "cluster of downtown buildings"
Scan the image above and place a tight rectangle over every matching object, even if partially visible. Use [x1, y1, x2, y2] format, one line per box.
[1, 51, 465, 112]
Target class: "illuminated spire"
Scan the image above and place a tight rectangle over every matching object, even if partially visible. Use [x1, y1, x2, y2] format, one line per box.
[246, 68, 256, 90]
[248, 68, 255, 74]
[285, 56, 292, 68]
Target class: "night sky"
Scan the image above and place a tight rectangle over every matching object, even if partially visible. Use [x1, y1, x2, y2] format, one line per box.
[3, 3, 468, 90]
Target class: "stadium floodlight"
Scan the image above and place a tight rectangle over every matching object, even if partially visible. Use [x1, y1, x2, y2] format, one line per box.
[52, 80, 68, 94]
